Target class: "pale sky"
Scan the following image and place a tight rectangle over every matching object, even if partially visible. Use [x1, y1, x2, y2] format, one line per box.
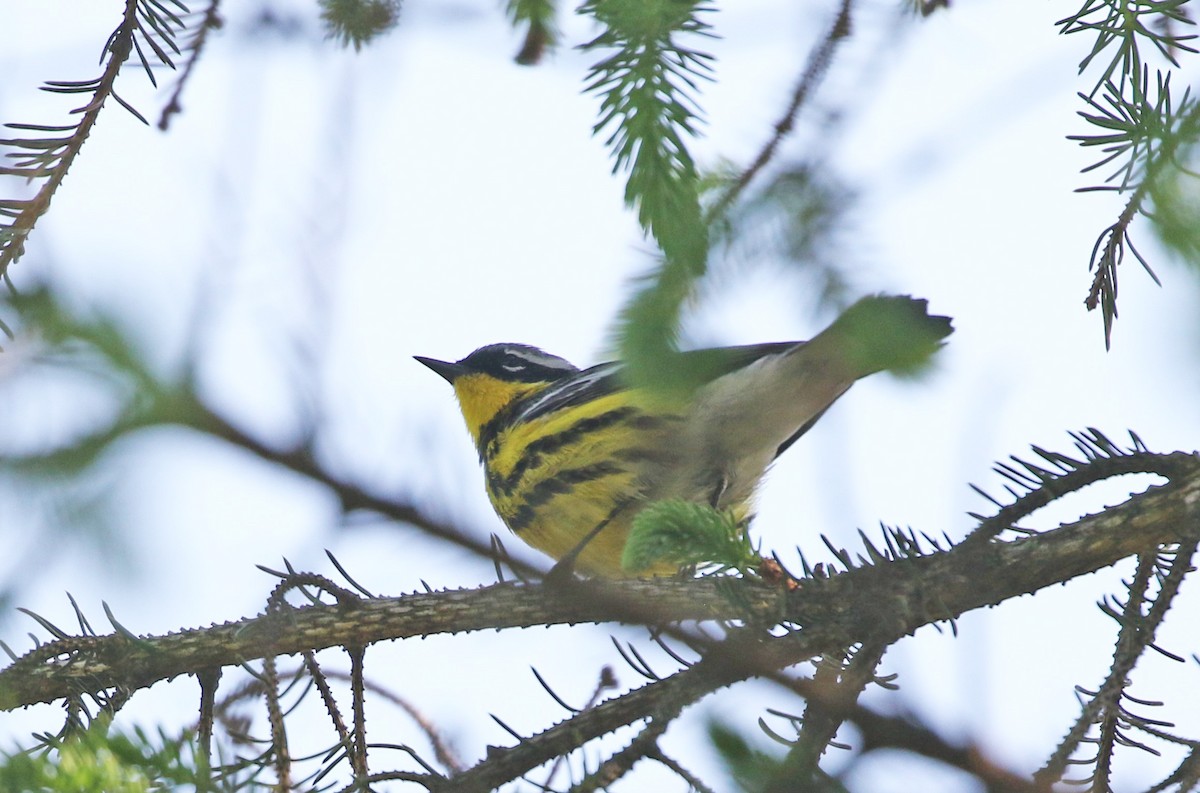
[2, 0, 1199, 789]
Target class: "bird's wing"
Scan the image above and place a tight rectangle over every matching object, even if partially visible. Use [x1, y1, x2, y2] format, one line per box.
[513, 342, 807, 425]
[677, 341, 802, 378]
[683, 342, 831, 460]
[512, 361, 625, 424]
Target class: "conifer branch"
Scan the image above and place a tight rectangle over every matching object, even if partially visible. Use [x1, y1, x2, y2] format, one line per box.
[3, 454, 1198, 727]
[1037, 541, 1198, 787]
[1058, 0, 1199, 347]
[580, 0, 715, 392]
[0, 0, 186, 274]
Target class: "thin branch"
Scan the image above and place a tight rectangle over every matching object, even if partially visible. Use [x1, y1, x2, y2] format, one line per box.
[196, 667, 220, 792]
[788, 641, 888, 776]
[303, 652, 355, 774]
[747, 673, 1052, 793]
[570, 716, 671, 792]
[159, 0, 224, 131]
[182, 395, 532, 577]
[707, 0, 855, 221]
[261, 650, 291, 791]
[648, 749, 718, 793]
[348, 645, 368, 781]
[1038, 539, 1199, 786]
[1083, 184, 1155, 350]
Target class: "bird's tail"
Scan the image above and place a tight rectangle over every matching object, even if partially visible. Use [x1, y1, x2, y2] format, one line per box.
[815, 294, 954, 378]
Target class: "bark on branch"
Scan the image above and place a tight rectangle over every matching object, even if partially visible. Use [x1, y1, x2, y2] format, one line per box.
[2, 459, 1198, 722]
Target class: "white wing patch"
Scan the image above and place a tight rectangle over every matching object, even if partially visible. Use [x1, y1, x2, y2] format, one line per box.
[514, 362, 620, 423]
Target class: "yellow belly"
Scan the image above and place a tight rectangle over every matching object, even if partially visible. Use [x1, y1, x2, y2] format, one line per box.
[483, 392, 681, 577]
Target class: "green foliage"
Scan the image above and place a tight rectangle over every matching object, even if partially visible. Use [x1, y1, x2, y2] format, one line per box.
[0, 286, 206, 610]
[621, 499, 757, 573]
[318, 0, 401, 50]
[822, 294, 954, 379]
[580, 0, 715, 395]
[0, 283, 211, 511]
[1059, 0, 1196, 96]
[1072, 72, 1198, 346]
[1148, 160, 1200, 266]
[1073, 73, 1197, 193]
[1, 285, 179, 430]
[583, 0, 711, 254]
[507, 0, 559, 65]
[0, 722, 201, 793]
[709, 721, 783, 792]
[709, 721, 844, 793]
[1058, 0, 1200, 346]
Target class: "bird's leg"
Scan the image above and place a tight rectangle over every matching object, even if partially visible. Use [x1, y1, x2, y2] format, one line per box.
[707, 472, 730, 509]
[545, 500, 632, 585]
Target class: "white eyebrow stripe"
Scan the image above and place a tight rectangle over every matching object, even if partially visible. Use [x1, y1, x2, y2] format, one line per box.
[504, 347, 577, 372]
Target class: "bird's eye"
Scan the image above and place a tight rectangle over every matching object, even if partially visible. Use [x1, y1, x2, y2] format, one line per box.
[501, 354, 527, 373]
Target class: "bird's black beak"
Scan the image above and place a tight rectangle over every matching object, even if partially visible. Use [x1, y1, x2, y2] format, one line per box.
[414, 355, 466, 384]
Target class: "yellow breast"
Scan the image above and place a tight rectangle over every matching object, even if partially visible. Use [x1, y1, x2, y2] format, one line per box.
[483, 391, 679, 576]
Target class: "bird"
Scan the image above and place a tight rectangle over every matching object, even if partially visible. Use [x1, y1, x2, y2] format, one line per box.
[416, 294, 952, 577]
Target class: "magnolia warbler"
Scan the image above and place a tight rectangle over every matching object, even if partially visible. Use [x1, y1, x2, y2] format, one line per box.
[417, 294, 952, 577]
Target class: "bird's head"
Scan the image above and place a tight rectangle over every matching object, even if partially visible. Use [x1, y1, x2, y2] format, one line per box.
[415, 344, 578, 446]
